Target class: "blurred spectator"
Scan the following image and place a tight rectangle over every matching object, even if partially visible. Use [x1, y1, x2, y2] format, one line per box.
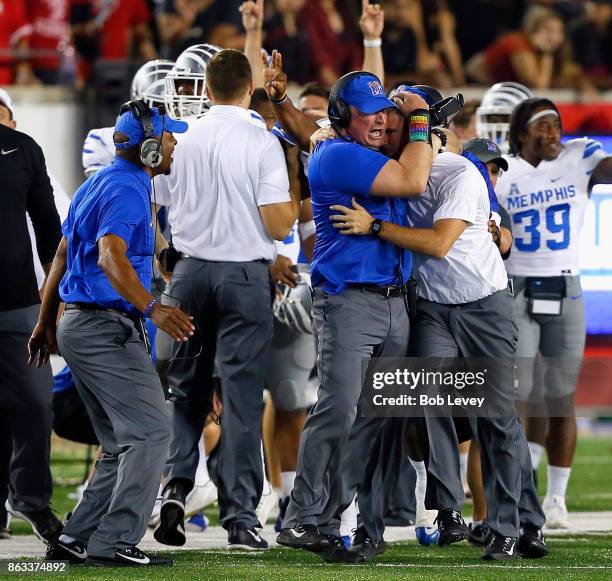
[156, 0, 243, 60]
[300, 0, 362, 86]
[381, 0, 463, 89]
[70, 0, 157, 81]
[466, 6, 596, 95]
[0, 1, 39, 84]
[25, 0, 70, 85]
[263, 0, 314, 86]
[570, 0, 612, 90]
[448, 98, 479, 141]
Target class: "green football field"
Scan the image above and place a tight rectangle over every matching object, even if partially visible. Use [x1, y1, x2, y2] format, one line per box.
[3, 435, 612, 579]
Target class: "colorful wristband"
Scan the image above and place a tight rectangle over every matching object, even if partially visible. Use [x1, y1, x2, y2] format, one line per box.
[409, 109, 431, 144]
[143, 298, 158, 318]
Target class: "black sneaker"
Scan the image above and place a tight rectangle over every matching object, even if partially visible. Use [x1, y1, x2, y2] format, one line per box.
[518, 523, 549, 559]
[6, 502, 63, 545]
[228, 523, 268, 551]
[153, 481, 187, 546]
[467, 522, 490, 546]
[320, 534, 352, 563]
[435, 509, 468, 546]
[88, 546, 173, 567]
[482, 533, 518, 561]
[274, 497, 289, 533]
[344, 527, 386, 563]
[277, 523, 330, 552]
[45, 538, 87, 564]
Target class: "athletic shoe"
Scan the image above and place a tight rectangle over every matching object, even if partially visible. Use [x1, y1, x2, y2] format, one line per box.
[435, 509, 468, 546]
[467, 522, 489, 546]
[256, 481, 278, 526]
[345, 527, 386, 563]
[274, 497, 289, 533]
[5, 502, 63, 545]
[320, 534, 352, 563]
[415, 508, 439, 546]
[185, 512, 209, 532]
[482, 533, 518, 561]
[341, 535, 352, 549]
[543, 495, 569, 529]
[227, 523, 268, 551]
[277, 523, 330, 552]
[45, 538, 87, 564]
[383, 508, 414, 527]
[87, 546, 173, 567]
[153, 481, 187, 546]
[518, 523, 549, 558]
[185, 480, 217, 518]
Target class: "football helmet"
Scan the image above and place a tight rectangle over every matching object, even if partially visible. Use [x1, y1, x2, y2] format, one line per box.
[476, 82, 534, 150]
[273, 268, 313, 335]
[165, 44, 223, 119]
[130, 59, 175, 108]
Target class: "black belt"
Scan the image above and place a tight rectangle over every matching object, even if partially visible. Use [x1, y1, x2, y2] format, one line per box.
[352, 284, 405, 298]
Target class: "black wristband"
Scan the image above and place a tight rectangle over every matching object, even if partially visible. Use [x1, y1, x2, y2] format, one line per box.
[431, 127, 447, 152]
[370, 219, 383, 237]
[270, 93, 288, 105]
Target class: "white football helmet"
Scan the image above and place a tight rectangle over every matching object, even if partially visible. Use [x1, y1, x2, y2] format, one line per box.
[273, 268, 313, 335]
[476, 82, 534, 151]
[130, 59, 175, 107]
[164, 44, 223, 119]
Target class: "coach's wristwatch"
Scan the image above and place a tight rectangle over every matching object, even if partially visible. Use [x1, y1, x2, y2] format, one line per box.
[370, 219, 383, 237]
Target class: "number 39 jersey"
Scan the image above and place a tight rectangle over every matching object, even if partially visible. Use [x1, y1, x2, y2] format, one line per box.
[496, 138, 607, 276]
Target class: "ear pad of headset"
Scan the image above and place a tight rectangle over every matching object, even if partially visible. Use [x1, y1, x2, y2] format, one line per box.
[140, 138, 162, 168]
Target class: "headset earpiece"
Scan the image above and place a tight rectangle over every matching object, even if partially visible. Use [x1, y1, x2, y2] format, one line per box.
[121, 99, 163, 168]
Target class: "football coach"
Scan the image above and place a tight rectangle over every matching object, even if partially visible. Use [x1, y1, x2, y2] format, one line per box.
[28, 103, 193, 567]
[278, 71, 438, 555]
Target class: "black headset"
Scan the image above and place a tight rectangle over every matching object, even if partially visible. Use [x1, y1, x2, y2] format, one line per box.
[119, 99, 163, 168]
[328, 71, 380, 131]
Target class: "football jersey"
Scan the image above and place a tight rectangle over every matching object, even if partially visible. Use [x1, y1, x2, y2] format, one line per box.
[496, 138, 607, 276]
[82, 126, 115, 176]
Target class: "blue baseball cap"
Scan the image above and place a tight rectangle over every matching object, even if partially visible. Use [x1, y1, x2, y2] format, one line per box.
[340, 74, 398, 115]
[113, 107, 188, 149]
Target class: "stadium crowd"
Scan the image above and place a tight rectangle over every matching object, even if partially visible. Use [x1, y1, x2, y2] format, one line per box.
[1, 0, 612, 92]
[1, 0, 612, 572]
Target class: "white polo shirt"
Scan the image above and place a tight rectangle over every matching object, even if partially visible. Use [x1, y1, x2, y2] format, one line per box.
[153, 105, 291, 262]
[409, 152, 508, 304]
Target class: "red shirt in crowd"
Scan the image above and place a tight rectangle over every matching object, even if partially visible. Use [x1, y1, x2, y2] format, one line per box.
[484, 31, 534, 84]
[26, 0, 70, 72]
[0, 0, 32, 83]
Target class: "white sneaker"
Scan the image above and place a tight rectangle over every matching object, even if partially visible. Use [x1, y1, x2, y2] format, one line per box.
[256, 482, 278, 526]
[543, 495, 569, 529]
[185, 480, 218, 518]
[148, 497, 162, 528]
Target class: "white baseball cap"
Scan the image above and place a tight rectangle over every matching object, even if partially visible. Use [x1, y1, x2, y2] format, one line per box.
[0, 88, 15, 118]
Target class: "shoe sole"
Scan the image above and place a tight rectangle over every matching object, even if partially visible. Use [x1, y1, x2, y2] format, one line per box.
[227, 544, 268, 551]
[518, 544, 550, 559]
[276, 535, 328, 553]
[87, 557, 173, 567]
[438, 531, 468, 546]
[153, 501, 186, 546]
[482, 553, 518, 561]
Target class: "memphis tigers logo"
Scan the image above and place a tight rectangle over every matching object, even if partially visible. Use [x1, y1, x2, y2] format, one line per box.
[368, 81, 383, 96]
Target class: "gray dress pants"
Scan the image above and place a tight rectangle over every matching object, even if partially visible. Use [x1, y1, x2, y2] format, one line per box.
[57, 308, 170, 558]
[283, 287, 409, 530]
[412, 288, 545, 537]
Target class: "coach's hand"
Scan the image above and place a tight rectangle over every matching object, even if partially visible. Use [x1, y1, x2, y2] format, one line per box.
[391, 92, 429, 116]
[263, 50, 287, 101]
[269, 255, 298, 288]
[310, 126, 338, 152]
[28, 322, 58, 367]
[151, 303, 195, 342]
[488, 212, 502, 248]
[330, 197, 373, 235]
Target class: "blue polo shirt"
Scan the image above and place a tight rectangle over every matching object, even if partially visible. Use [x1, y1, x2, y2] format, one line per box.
[60, 157, 153, 316]
[309, 139, 412, 294]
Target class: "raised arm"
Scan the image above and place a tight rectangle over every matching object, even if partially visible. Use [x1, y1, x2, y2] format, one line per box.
[360, 0, 385, 85]
[240, 0, 265, 88]
[263, 49, 319, 151]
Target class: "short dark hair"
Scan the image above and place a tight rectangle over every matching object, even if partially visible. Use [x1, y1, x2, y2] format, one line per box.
[451, 99, 479, 129]
[508, 98, 561, 156]
[206, 49, 252, 102]
[249, 88, 271, 110]
[299, 82, 330, 101]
